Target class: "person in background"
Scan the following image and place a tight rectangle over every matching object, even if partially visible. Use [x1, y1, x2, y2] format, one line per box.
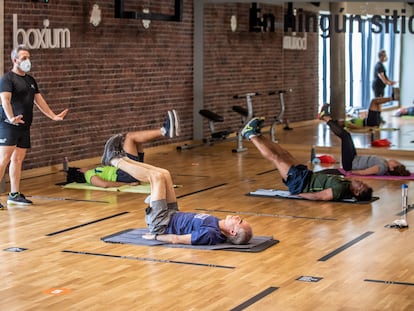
[242, 117, 374, 202]
[100, 134, 253, 245]
[372, 50, 396, 97]
[0, 45, 69, 208]
[67, 110, 180, 188]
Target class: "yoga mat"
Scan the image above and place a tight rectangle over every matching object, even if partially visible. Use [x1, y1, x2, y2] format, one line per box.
[316, 168, 414, 180]
[63, 182, 151, 193]
[247, 189, 379, 204]
[102, 228, 279, 253]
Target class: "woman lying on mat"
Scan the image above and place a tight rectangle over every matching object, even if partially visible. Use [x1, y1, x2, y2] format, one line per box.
[320, 114, 410, 176]
[66, 109, 180, 188]
[100, 134, 253, 245]
[241, 118, 373, 202]
[394, 106, 414, 117]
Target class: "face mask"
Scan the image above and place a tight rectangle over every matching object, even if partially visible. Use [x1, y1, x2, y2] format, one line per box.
[18, 59, 31, 73]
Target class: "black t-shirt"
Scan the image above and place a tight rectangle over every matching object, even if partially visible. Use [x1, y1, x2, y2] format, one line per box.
[0, 71, 39, 129]
[373, 62, 386, 90]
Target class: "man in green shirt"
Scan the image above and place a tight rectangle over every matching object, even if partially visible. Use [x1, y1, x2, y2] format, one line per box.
[241, 117, 373, 201]
[68, 110, 180, 188]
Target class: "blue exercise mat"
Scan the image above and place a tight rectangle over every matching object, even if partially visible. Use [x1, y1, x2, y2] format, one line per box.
[101, 228, 279, 252]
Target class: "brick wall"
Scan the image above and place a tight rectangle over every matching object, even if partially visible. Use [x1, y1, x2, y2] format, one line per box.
[203, 3, 319, 135]
[3, 1, 318, 170]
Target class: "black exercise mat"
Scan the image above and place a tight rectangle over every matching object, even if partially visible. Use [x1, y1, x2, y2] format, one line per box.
[247, 189, 379, 204]
[101, 228, 279, 253]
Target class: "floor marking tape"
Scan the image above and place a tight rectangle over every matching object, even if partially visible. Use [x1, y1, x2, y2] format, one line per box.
[46, 212, 129, 236]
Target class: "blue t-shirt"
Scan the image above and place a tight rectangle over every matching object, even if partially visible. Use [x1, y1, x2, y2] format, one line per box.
[0, 71, 39, 129]
[166, 212, 227, 245]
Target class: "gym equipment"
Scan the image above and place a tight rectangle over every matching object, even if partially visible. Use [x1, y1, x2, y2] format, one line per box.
[386, 184, 409, 228]
[176, 109, 232, 150]
[102, 228, 279, 252]
[269, 89, 292, 142]
[232, 92, 258, 153]
[177, 91, 258, 152]
[199, 109, 232, 143]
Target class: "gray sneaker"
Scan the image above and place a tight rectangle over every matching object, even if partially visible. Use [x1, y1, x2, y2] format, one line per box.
[7, 192, 33, 206]
[172, 109, 180, 136]
[101, 134, 126, 166]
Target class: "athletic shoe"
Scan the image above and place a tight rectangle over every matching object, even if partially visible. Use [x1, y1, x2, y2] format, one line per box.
[0, 202, 5, 210]
[101, 134, 126, 166]
[241, 117, 265, 140]
[318, 103, 330, 119]
[172, 109, 181, 137]
[162, 111, 174, 138]
[7, 192, 33, 206]
[392, 88, 400, 101]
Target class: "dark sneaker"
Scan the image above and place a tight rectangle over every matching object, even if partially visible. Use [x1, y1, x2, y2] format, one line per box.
[392, 88, 400, 101]
[7, 192, 32, 206]
[318, 103, 330, 119]
[162, 111, 174, 138]
[241, 117, 265, 140]
[172, 109, 180, 137]
[101, 134, 126, 166]
[0, 202, 5, 210]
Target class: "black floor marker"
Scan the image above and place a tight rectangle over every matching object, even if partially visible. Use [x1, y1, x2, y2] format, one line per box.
[364, 279, 414, 286]
[28, 195, 109, 203]
[62, 250, 235, 269]
[230, 286, 279, 311]
[195, 208, 337, 221]
[46, 212, 129, 236]
[318, 231, 374, 261]
[176, 183, 227, 199]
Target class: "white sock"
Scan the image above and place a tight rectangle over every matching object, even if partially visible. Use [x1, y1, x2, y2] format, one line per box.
[110, 158, 121, 168]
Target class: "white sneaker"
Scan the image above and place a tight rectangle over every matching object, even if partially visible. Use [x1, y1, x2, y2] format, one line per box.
[172, 109, 180, 136]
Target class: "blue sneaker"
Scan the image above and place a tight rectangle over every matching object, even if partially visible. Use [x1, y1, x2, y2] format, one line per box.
[7, 192, 32, 206]
[101, 134, 126, 166]
[241, 117, 265, 139]
[162, 111, 174, 138]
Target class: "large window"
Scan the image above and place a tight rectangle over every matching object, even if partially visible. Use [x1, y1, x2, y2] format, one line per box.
[319, 14, 401, 111]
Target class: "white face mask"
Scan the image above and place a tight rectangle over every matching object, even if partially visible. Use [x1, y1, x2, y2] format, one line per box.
[18, 59, 31, 73]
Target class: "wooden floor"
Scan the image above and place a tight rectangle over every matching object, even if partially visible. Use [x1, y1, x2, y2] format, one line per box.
[1, 112, 414, 310]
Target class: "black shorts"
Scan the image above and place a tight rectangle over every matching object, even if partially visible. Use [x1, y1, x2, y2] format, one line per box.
[0, 127, 31, 148]
[283, 164, 312, 195]
[115, 152, 142, 183]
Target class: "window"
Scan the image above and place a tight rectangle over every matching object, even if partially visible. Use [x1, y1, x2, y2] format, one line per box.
[319, 14, 401, 111]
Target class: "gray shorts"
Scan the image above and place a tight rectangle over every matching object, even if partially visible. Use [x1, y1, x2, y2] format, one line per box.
[145, 199, 178, 234]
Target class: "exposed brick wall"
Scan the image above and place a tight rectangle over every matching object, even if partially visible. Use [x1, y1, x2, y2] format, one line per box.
[3, 1, 318, 170]
[203, 3, 319, 135]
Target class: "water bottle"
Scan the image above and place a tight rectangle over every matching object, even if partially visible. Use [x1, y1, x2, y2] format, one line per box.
[402, 184, 408, 210]
[63, 157, 69, 172]
[310, 146, 316, 163]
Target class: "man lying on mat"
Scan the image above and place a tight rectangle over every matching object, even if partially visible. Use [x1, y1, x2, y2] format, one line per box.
[66, 110, 180, 188]
[100, 134, 253, 245]
[319, 113, 410, 176]
[319, 95, 397, 130]
[241, 118, 373, 202]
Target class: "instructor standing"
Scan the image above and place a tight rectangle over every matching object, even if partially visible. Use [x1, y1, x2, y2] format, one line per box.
[0, 45, 69, 207]
[372, 50, 396, 97]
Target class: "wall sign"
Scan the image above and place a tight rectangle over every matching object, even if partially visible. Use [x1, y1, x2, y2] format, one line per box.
[13, 14, 71, 49]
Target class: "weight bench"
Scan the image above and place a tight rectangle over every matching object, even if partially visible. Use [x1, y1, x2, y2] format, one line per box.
[176, 109, 232, 150]
[199, 109, 232, 143]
